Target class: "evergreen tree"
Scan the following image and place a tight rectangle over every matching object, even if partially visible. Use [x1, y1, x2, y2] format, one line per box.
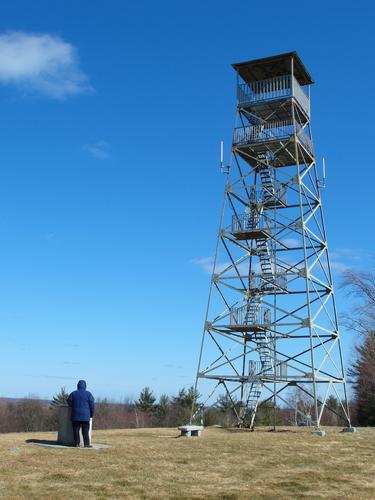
[50, 387, 69, 408]
[155, 394, 170, 425]
[173, 386, 199, 409]
[136, 387, 156, 413]
[254, 401, 282, 427]
[343, 269, 375, 426]
[349, 332, 375, 425]
[214, 393, 238, 427]
[170, 386, 200, 426]
[326, 395, 339, 411]
[216, 393, 235, 412]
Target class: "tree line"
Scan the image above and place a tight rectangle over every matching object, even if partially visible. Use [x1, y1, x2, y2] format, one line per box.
[0, 386, 200, 433]
[0, 384, 347, 433]
[0, 269, 374, 433]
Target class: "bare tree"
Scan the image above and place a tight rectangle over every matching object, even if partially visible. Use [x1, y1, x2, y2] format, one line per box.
[286, 386, 314, 426]
[11, 396, 47, 432]
[342, 269, 375, 426]
[342, 269, 375, 336]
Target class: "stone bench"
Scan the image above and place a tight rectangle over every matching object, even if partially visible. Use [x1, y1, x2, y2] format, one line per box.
[178, 425, 204, 437]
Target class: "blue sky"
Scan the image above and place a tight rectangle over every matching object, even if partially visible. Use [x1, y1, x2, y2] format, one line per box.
[0, 0, 373, 400]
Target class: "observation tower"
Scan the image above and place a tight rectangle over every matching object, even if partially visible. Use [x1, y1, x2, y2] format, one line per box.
[192, 52, 354, 434]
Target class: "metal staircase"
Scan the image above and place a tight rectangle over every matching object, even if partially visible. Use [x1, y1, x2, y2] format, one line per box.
[242, 322, 274, 429]
[239, 163, 276, 427]
[240, 381, 262, 427]
[259, 163, 276, 202]
[243, 296, 261, 325]
[257, 238, 274, 289]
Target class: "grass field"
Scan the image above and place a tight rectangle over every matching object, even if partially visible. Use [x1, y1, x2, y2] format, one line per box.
[0, 426, 373, 499]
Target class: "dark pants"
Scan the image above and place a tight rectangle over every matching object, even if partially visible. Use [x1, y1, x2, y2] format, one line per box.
[72, 420, 90, 446]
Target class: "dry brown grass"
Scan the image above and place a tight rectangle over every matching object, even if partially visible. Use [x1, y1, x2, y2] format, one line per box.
[0, 426, 374, 499]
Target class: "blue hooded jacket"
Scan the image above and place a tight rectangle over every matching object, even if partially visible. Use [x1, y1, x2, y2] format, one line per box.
[67, 380, 95, 422]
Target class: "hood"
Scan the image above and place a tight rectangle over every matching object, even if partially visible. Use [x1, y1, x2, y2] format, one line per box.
[77, 380, 87, 390]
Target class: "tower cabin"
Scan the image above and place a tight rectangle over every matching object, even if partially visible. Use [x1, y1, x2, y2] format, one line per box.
[232, 51, 314, 168]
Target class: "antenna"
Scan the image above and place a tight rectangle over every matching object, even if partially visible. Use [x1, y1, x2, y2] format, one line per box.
[318, 157, 326, 188]
[219, 140, 230, 174]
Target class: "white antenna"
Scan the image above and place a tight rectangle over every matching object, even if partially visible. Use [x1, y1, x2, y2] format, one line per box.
[318, 157, 326, 188]
[219, 140, 230, 174]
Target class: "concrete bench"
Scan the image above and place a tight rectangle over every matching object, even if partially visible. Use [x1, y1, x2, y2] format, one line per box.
[178, 425, 204, 437]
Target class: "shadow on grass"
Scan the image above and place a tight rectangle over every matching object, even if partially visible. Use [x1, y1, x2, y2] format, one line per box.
[225, 427, 298, 434]
[25, 439, 73, 447]
[25, 439, 112, 450]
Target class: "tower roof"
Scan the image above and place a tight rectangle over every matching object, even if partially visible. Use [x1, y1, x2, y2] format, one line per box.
[232, 51, 314, 86]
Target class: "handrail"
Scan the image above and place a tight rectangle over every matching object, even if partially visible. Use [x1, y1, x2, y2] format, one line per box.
[233, 120, 313, 156]
[238, 74, 291, 104]
[232, 212, 271, 233]
[248, 273, 288, 291]
[250, 184, 287, 205]
[233, 120, 294, 146]
[296, 123, 313, 154]
[292, 75, 310, 116]
[230, 304, 271, 326]
[248, 360, 288, 377]
[238, 73, 310, 116]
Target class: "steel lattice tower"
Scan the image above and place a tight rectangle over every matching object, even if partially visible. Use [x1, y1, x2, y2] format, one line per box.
[192, 52, 354, 434]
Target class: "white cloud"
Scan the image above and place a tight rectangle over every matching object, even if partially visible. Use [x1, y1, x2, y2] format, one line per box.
[329, 248, 374, 276]
[191, 256, 230, 274]
[83, 140, 111, 160]
[281, 237, 300, 247]
[191, 256, 215, 274]
[329, 260, 351, 274]
[0, 31, 92, 99]
[191, 256, 255, 275]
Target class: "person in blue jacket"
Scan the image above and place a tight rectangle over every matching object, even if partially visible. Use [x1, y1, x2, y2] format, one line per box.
[67, 380, 95, 448]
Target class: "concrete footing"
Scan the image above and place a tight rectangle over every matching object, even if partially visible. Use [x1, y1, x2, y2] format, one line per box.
[311, 428, 326, 437]
[343, 426, 357, 433]
[178, 425, 204, 437]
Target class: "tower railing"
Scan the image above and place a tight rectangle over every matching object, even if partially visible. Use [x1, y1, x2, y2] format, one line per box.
[233, 120, 313, 156]
[250, 184, 287, 205]
[230, 304, 271, 327]
[292, 76, 310, 116]
[249, 273, 288, 291]
[296, 123, 313, 154]
[232, 212, 271, 234]
[233, 120, 293, 146]
[237, 74, 310, 116]
[248, 360, 288, 378]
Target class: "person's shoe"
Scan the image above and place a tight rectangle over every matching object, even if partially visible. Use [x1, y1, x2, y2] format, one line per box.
[75, 444, 80, 448]
[84, 445, 93, 448]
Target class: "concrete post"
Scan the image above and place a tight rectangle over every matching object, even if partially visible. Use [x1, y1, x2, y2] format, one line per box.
[57, 405, 93, 446]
